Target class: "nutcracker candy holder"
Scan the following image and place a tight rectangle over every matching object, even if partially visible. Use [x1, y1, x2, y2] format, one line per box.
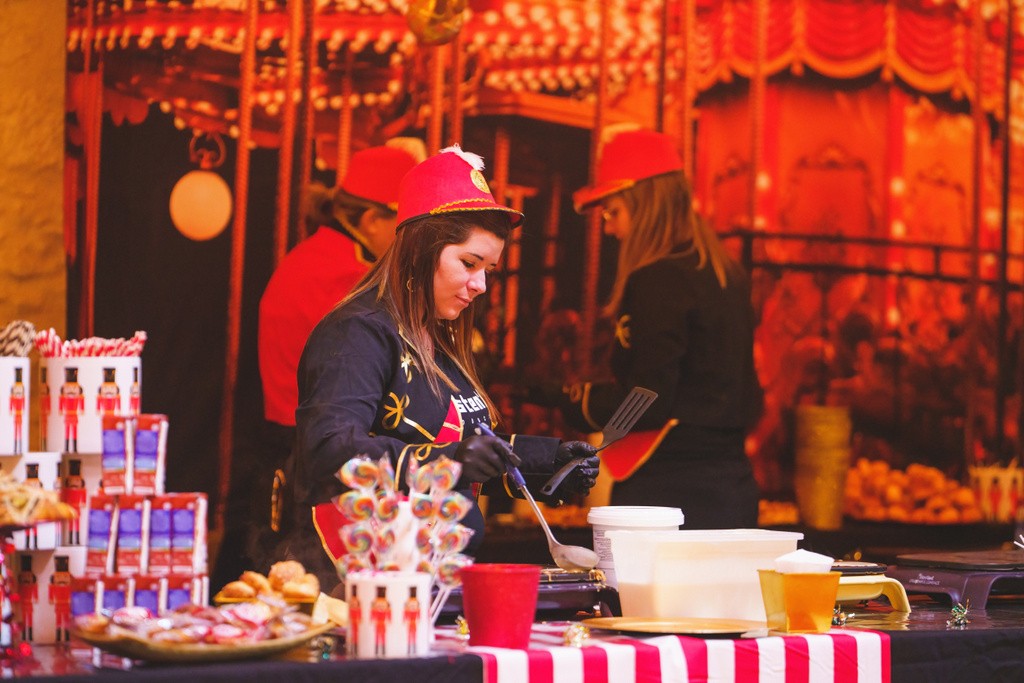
[8, 368, 25, 455]
[371, 586, 390, 656]
[59, 367, 84, 454]
[129, 367, 141, 416]
[16, 555, 36, 643]
[0, 357, 29, 457]
[61, 460, 86, 546]
[96, 368, 120, 418]
[48, 556, 71, 644]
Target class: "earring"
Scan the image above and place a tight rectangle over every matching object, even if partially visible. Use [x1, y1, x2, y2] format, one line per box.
[406, 278, 413, 292]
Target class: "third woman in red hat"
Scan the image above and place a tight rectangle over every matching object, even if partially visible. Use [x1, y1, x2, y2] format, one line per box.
[562, 128, 764, 530]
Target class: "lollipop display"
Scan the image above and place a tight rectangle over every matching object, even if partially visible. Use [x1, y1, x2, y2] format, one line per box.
[333, 454, 474, 627]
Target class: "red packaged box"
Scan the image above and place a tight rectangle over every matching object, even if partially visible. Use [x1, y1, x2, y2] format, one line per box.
[131, 575, 162, 614]
[170, 493, 207, 576]
[133, 414, 167, 496]
[85, 495, 117, 578]
[147, 495, 174, 576]
[115, 495, 150, 576]
[101, 415, 135, 494]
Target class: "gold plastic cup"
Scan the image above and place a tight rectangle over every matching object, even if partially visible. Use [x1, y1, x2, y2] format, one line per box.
[758, 569, 841, 634]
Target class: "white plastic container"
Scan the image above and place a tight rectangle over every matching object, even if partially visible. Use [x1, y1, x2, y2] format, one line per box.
[587, 506, 684, 587]
[606, 528, 804, 622]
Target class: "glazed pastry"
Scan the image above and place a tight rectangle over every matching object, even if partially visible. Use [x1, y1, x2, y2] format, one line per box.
[267, 560, 305, 591]
[281, 573, 319, 600]
[240, 570, 274, 595]
[220, 580, 257, 599]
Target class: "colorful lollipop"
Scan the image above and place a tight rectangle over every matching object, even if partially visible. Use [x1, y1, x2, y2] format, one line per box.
[337, 490, 375, 521]
[431, 457, 461, 492]
[437, 554, 472, 586]
[340, 521, 374, 556]
[437, 524, 474, 554]
[338, 457, 379, 490]
[377, 455, 396, 493]
[436, 491, 472, 523]
[409, 461, 434, 494]
[415, 526, 435, 554]
[374, 526, 396, 555]
[376, 493, 400, 522]
[429, 554, 473, 624]
[340, 554, 370, 579]
[409, 492, 434, 519]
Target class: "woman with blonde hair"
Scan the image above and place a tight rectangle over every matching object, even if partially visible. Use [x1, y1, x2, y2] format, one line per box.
[563, 129, 763, 528]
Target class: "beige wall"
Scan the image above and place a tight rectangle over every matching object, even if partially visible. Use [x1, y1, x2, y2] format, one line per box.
[0, 0, 67, 448]
[0, 0, 67, 332]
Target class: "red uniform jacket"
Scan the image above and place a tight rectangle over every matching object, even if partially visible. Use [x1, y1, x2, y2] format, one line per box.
[258, 225, 374, 426]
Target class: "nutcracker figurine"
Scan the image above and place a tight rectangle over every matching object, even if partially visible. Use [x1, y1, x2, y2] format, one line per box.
[61, 460, 86, 546]
[403, 586, 420, 654]
[39, 367, 50, 452]
[59, 368, 84, 453]
[8, 369, 25, 455]
[347, 592, 361, 655]
[129, 367, 140, 416]
[48, 556, 71, 644]
[22, 466, 40, 550]
[371, 586, 391, 656]
[96, 368, 120, 418]
[16, 556, 36, 643]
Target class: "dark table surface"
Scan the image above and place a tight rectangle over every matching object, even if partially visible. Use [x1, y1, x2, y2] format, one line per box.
[11, 597, 1024, 682]
[13, 520, 1024, 681]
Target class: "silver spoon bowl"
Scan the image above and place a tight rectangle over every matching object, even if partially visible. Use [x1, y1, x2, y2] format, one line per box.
[508, 463, 599, 572]
[473, 423, 599, 572]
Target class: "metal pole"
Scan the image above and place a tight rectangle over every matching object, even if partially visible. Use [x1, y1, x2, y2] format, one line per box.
[965, 1, 986, 469]
[996, 0, 1014, 463]
[580, 0, 610, 377]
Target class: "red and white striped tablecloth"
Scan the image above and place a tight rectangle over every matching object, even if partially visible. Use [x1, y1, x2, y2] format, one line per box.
[438, 622, 890, 683]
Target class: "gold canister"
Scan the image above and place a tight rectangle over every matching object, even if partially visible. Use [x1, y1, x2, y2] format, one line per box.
[794, 405, 852, 530]
[758, 569, 841, 633]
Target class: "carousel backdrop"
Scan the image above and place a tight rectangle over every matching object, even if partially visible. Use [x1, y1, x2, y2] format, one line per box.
[62, 0, 1024, 544]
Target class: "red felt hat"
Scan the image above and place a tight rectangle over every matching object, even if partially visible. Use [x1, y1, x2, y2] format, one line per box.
[572, 129, 684, 212]
[395, 145, 524, 229]
[340, 146, 420, 211]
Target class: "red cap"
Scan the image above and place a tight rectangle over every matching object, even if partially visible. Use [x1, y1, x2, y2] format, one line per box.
[572, 129, 684, 212]
[395, 145, 524, 229]
[340, 146, 419, 211]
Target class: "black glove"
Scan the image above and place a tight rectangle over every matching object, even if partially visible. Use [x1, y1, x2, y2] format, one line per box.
[453, 435, 521, 484]
[551, 440, 599, 495]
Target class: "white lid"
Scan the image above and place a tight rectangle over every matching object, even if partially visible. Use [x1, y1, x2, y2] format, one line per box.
[603, 528, 805, 544]
[774, 548, 834, 573]
[587, 505, 685, 527]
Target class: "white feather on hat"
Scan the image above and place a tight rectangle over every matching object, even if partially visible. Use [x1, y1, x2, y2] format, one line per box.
[439, 144, 485, 171]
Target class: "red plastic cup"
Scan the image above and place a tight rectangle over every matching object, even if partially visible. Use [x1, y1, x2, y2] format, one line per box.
[459, 563, 541, 649]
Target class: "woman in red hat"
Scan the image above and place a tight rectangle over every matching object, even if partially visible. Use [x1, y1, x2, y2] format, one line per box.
[288, 146, 599, 590]
[563, 128, 763, 529]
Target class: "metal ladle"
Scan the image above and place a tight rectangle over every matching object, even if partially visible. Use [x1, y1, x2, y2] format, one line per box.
[474, 424, 599, 572]
[505, 462, 600, 572]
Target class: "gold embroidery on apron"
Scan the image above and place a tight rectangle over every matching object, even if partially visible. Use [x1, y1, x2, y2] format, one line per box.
[383, 392, 410, 430]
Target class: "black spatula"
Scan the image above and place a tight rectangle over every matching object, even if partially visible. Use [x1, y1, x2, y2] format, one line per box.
[539, 386, 658, 497]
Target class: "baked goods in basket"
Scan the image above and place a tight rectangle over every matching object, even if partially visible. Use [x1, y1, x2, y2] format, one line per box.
[216, 561, 321, 610]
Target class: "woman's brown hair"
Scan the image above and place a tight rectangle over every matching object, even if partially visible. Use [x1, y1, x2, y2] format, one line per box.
[342, 210, 512, 417]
